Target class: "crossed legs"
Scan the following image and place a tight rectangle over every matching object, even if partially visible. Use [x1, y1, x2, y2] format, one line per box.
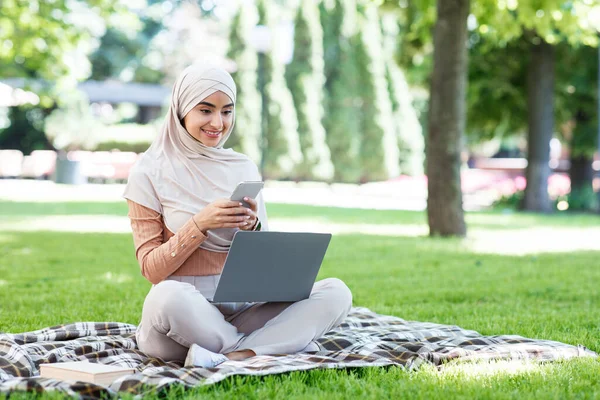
[136, 278, 352, 363]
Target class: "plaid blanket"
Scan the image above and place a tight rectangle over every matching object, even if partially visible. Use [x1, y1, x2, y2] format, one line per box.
[0, 307, 596, 399]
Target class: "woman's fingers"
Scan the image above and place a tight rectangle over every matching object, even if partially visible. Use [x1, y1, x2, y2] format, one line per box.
[243, 196, 258, 211]
[215, 199, 246, 208]
[214, 199, 256, 215]
[219, 214, 250, 222]
[222, 220, 251, 228]
[208, 199, 256, 229]
[219, 206, 253, 216]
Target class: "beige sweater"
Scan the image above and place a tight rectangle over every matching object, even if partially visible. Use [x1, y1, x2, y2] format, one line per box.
[127, 200, 227, 284]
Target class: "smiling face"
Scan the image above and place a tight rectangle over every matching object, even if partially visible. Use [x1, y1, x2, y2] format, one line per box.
[182, 91, 234, 147]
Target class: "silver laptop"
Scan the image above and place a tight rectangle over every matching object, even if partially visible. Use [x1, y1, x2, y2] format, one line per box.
[211, 231, 332, 303]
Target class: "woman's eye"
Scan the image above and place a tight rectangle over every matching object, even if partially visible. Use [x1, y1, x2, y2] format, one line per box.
[200, 109, 211, 114]
[223, 110, 233, 115]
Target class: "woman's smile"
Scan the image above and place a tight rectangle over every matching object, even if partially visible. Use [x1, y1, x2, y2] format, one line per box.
[202, 129, 222, 139]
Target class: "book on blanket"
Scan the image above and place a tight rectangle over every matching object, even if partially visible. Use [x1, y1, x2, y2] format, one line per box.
[39, 361, 134, 386]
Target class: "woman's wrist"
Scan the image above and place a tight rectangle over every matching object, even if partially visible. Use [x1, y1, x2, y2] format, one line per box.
[192, 214, 209, 235]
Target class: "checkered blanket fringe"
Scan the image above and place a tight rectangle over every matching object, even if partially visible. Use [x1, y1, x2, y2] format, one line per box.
[0, 307, 596, 399]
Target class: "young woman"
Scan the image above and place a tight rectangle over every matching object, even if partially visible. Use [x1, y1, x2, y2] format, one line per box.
[123, 64, 352, 368]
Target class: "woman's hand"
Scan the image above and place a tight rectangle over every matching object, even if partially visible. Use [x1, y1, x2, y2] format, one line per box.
[194, 199, 255, 234]
[238, 197, 258, 231]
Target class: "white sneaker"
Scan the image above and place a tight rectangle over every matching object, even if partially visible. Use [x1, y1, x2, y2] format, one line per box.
[184, 343, 229, 368]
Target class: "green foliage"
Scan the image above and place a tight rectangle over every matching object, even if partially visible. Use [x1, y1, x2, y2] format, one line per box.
[468, 38, 597, 152]
[0, 0, 124, 80]
[43, 90, 157, 153]
[0, 106, 52, 153]
[0, 0, 79, 79]
[226, 3, 262, 165]
[92, 123, 157, 152]
[385, 61, 425, 176]
[0, 0, 140, 155]
[561, 186, 599, 212]
[393, 0, 436, 88]
[44, 95, 104, 152]
[554, 43, 598, 212]
[321, 0, 363, 182]
[382, 14, 425, 176]
[89, 0, 168, 83]
[473, 3, 600, 139]
[396, 0, 600, 144]
[474, 1, 600, 48]
[355, 4, 399, 181]
[494, 187, 599, 213]
[466, 37, 529, 140]
[493, 190, 526, 209]
[89, 27, 163, 84]
[320, 0, 352, 95]
[256, 0, 302, 180]
[90, 28, 140, 80]
[569, 118, 598, 159]
[555, 43, 599, 157]
[564, 188, 598, 213]
[286, 1, 334, 181]
[322, 2, 426, 182]
[94, 140, 150, 153]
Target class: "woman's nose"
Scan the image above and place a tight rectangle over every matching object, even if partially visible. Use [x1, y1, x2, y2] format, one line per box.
[210, 113, 223, 129]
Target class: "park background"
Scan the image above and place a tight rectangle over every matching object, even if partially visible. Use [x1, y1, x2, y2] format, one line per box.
[1, 0, 600, 398]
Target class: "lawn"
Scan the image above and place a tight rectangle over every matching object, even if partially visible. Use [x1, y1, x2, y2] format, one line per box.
[0, 200, 599, 399]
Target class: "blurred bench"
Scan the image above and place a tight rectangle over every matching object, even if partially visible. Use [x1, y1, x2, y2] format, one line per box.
[21, 150, 57, 179]
[68, 150, 139, 182]
[0, 149, 140, 183]
[471, 157, 572, 175]
[0, 149, 24, 178]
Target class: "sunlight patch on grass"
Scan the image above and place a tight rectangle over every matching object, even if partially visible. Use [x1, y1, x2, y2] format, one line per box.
[11, 247, 33, 256]
[103, 272, 132, 283]
[0, 233, 16, 244]
[270, 219, 428, 237]
[467, 211, 600, 228]
[468, 227, 600, 255]
[440, 360, 540, 380]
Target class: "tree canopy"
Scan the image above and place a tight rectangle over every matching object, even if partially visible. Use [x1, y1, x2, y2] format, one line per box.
[0, 0, 126, 81]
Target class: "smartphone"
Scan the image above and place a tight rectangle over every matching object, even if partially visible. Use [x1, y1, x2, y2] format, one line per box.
[230, 181, 264, 208]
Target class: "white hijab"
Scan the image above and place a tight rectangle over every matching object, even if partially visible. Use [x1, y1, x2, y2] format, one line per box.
[123, 64, 268, 252]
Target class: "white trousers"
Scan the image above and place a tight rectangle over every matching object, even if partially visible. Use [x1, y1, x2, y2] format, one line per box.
[136, 276, 352, 362]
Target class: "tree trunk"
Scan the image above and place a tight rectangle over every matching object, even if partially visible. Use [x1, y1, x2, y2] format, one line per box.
[570, 155, 594, 192]
[569, 154, 595, 211]
[426, 0, 469, 237]
[523, 39, 554, 212]
[569, 110, 596, 210]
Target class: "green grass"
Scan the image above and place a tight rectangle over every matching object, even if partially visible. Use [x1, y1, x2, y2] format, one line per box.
[2, 200, 600, 228]
[1, 201, 599, 399]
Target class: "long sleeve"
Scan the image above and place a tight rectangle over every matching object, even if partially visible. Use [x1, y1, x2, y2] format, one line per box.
[127, 200, 208, 284]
